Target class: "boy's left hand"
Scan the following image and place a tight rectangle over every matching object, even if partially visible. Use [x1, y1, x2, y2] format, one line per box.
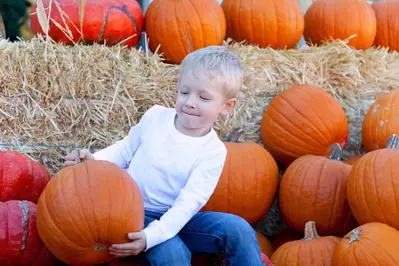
[109, 231, 147, 257]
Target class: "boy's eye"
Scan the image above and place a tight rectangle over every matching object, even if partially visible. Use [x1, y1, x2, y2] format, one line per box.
[180, 91, 188, 95]
[200, 96, 210, 101]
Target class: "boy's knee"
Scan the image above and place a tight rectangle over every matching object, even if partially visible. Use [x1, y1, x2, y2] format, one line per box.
[223, 214, 257, 240]
[146, 237, 191, 265]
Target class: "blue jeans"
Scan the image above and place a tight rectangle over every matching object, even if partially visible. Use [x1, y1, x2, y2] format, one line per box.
[140, 210, 264, 266]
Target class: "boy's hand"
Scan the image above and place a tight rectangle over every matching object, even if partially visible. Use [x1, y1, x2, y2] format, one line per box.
[63, 149, 94, 167]
[109, 231, 147, 257]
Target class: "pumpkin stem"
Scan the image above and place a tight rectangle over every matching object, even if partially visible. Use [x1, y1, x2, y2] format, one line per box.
[348, 228, 361, 244]
[328, 143, 343, 161]
[73, 149, 81, 164]
[224, 128, 244, 143]
[386, 134, 399, 149]
[303, 221, 319, 240]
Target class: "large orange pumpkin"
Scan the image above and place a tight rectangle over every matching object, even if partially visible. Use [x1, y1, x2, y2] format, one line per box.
[372, 0, 399, 52]
[271, 221, 340, 266]
[201, 129, 279, 224]
[362, 89, 399, 152]
[279, 144, 357, 236]
[30, 0, 144, 47]
[260, 84, 349, 166]
[0, 151, 50, 203]
[304, 0, 376, 49]
[221, 0, 304, 49]
[332, 223, 399, 265]
[36, 160, 144, 265]
[347, 134, 399, 229]
[0, 200, 57, 266]
[144, 0, 226, 64]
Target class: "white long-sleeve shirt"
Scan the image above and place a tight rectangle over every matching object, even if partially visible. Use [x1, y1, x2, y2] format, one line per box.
[93, 104, 227, 250]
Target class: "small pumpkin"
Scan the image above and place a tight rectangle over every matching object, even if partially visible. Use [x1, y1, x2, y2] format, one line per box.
[304, 0, 376, 49]
[271, 221, 340, 266]
[279, 144, 357, 236]
[221, 0, 304, 49]
[0, 151, 50, 203]
[36, 160, 145, 265]
[332, 223, 399, 265]
[362, 89, 399, 152]
[201, 129, 279, 224]
[0, 200, 57, 266]
[30, 0, 144, 47]
[372, 0, 399, 52]
[260, 84, 349, 166]
[144, 0, 226, 64]
[347, 134, 399, 229]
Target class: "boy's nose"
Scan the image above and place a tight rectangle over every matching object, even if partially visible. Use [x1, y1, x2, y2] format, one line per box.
[184, 95, 196, 108]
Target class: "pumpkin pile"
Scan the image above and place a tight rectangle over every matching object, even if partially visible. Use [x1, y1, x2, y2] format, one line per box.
[29, 0, 399, 64]
[0, 151, 56, 266]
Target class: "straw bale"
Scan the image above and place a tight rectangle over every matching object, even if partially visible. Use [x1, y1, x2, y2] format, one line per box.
[1, 37, 399, 236]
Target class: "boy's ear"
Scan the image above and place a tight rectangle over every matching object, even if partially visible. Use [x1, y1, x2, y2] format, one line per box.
[220, 98, 237, 116]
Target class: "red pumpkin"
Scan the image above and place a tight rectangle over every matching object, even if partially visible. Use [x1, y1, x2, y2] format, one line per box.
[36, 160, 145, 265]
[30, 0, 144, 47]
[0, 200, 57, 266]
[0, 151, 50, 203]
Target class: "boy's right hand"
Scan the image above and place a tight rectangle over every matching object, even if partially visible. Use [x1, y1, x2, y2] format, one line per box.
[63, 149, 94, 167]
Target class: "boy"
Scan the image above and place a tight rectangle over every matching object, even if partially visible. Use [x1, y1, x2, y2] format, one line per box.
[64, 46, 264, 265]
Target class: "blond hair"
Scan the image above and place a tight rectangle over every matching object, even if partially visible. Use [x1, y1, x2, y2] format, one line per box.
[179, 45, 245, 98]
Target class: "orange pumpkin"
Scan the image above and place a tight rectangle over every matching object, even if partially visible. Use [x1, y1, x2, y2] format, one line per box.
[372, 0, 399, 52]
[144, 0, 226, 64]
[279, 144, 357, 236]
[221, 0, 304, 49]
[362, 89, 399, 152]
[36, 160, 144, 265]
[304, 0, 376, 49]
[260, 84, 349, 166]
[343, 154, 362, 165]
[347, 134, 399, 229]
[332, 223, 399, 265]
[271, 221, 340, 266]
[201, 129, 279, 224]
[256, 232, 274, 258]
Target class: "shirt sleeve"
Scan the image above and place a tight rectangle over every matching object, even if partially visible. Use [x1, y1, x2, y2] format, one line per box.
[92, 105, 161, 168]
[141, 146, 227, 250]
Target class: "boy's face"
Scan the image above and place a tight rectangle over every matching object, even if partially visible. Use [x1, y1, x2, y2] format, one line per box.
[175, 70, 237, 135]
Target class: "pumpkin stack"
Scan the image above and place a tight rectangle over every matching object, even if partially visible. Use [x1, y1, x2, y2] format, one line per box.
[0, 151, 56, 266]
[254, 86, 399, 265]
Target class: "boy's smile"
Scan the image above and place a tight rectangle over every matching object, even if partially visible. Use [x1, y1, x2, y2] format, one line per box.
[174, 69, 236, 138]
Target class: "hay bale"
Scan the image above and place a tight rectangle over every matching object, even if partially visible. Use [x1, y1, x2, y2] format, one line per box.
[2, 38, 397, 173]
[1, 38, 399, 236]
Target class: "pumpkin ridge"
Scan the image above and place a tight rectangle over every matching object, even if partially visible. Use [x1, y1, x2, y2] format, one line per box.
[359, 153, 378, 223]
[263, 119, 309, 157]
[290, 87, 336, 144]
[186, 0, 201, 49]
[278, 94, 330, 148]
[324, 160, 339, 232]
[371, 151, 391, 224]
[313, 157, 326, 230]
[41, 190, 84, 251]
[71, 166, 95, 245]
[268, 103, 321, 149]
[388, 155, 399, 223]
